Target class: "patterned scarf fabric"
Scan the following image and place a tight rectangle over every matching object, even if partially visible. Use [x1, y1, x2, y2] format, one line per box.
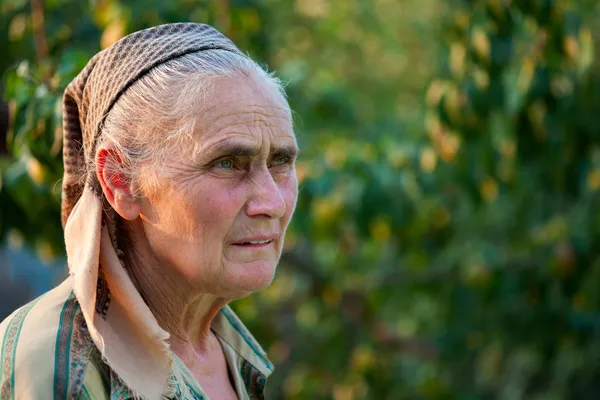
[60, 23, 242, 399]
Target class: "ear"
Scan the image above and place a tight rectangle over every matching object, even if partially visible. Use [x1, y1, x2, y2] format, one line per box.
[96, 143, 141, 221]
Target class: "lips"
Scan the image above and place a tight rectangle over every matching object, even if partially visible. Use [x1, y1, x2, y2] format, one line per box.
[237, 239, 272, 245]
[231, 235, 278, 247]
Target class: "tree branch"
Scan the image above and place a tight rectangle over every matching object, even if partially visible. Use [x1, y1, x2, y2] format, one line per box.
[30, 0, 49, 62]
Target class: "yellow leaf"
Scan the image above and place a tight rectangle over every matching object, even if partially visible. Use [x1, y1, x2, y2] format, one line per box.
[426, 80, 446, 107]
[518, 58, 535, 93]
[579, 27, 594, 72]
[283, 367, 306, 396]
[472, 27, 490, 62]
[531, 216, 569, 244]
[369, 216, 391, 243]
[528, 101, 547, 141]
[261, 279, 282, 304]
[333, 384, 354, 400]
[312, 195, 343, 223]
[9, 14, 27, 41]
[296, 302, 318, 328]
[443, 85, 462, 123]
[27, 157, 46, 185]
[239, 8, 261, 33]
[235, 299, 257, 320]
[283, 230, 298, 251]
[295, 162, 310, 184]
[564, 35, 579, 61]
[420, 147, 437, 173]
[436, 133, 461, 162]
[425, 113, 443, 139]
[325, 146, 347, 169]
[474, 68, 489, 89]
[498, 138, 516, 159]
[351, 346, 374, 371]
[294, 0, 329, 18]
[101, 20, 125, 49]
[450, 42, 466, 79]
[36, 241, 55, 265]
[454, 11, 470, 31]
[588, 169, 600, 190]
[387, 146, 409, 168]
[488, 0, 507, 19]
[450, 42, 466, 78]
[480, 177, 498, 203]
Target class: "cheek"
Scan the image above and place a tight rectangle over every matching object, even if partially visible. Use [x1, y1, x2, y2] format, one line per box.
[149, 190, 197, 241]
[284, 173, 299, 205]
[176, 180, 247, 241]
[200, 183, 245, 221]
[148, 181, 213, 239]
[280, 175, 299, 221]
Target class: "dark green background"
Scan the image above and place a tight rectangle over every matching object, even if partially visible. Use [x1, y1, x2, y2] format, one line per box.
[2, 0, 600, 398]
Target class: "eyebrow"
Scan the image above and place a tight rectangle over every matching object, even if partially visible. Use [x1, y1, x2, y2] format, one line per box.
[209, 143, 299, 159]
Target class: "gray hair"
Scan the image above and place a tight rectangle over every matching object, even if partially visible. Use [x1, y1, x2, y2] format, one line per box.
[98, 49, 290, 194]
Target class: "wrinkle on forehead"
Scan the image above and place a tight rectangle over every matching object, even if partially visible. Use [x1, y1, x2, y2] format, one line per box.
[199, 73, 290, 122]
[205, 105, 291, 136]
[176, 74, 295, 160]
[190, 126, 297, 163]
[203, 102, 290, 122]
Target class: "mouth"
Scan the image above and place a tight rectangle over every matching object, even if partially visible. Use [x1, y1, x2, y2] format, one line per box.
[231, 239, 275, 248]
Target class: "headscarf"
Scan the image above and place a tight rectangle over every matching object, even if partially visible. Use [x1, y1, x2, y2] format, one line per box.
[61, 23, 242, 399]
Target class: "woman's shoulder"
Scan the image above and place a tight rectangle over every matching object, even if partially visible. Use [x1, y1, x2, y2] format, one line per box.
[0, 278, 110, 399]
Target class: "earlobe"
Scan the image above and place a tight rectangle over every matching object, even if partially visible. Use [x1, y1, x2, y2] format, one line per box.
[112, 191, 142, 221]
[96, 144, 141, 221]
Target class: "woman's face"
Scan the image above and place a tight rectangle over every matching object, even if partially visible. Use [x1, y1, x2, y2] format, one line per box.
[138, 74, 298, 298]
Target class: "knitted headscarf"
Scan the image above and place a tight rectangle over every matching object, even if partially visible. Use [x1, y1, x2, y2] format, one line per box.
[61, 23, 242, 399]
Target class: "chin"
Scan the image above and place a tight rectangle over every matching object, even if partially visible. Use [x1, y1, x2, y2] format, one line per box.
[226, 260, 276, 296]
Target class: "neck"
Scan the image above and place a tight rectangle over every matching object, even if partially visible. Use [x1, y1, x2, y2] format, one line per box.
[120, 222, 229, 357]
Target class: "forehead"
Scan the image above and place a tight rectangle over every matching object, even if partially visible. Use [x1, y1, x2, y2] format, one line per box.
[198, 75, 294, 143]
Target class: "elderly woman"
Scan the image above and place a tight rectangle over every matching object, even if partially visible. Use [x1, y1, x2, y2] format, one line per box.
[0, 23, 297, 399]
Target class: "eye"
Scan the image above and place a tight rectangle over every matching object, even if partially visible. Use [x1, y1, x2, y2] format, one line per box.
[271, 156, 291, 167]
[216, 159, 234, 169]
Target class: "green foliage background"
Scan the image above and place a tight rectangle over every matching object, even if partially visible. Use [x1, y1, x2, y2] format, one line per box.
[2, 0, 600, 398]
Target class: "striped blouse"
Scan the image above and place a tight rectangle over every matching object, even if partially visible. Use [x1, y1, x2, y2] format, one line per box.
[0, 278, 273, 399]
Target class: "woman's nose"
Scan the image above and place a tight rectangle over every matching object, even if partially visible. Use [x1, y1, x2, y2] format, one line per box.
[245, 168, 286, 219]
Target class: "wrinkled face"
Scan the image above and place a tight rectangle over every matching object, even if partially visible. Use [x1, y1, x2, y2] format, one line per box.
[138, 74, 298, 298]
